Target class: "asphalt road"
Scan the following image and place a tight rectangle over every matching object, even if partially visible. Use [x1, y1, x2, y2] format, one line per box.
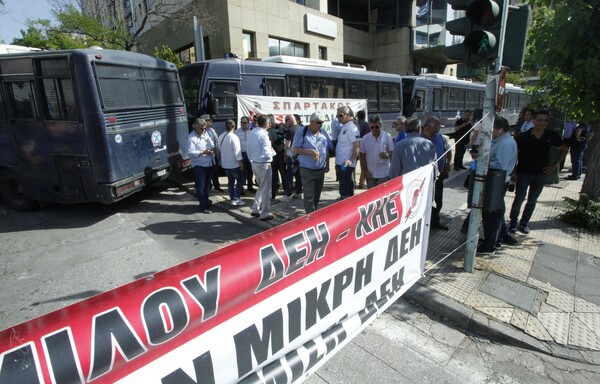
[0, 177, 261, 329]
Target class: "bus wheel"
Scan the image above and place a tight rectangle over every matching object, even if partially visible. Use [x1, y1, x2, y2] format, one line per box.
[0, 170, 38, 211]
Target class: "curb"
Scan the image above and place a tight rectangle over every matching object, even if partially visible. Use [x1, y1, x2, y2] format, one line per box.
[404, 283, 600, 365]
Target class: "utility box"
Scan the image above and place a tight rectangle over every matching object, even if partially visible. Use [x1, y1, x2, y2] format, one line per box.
[467, 169, 507, 212]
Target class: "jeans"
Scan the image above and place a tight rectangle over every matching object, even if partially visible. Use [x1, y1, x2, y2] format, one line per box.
[225, 167, 244, 200]
[570, 145, 586, 178]
[241, 152, 253, 189]
[366, 177, 388, 189]
[285, 157, 302, 196]
[509, 173, 546, 227]
[299, 167, 326, 213]
[193, 165, 213, 210]
[338, 166, 355, 199]
[271, 152, 287, 199]
[431, 176, 444, 225]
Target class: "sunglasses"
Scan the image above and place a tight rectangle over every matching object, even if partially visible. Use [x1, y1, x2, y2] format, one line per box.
[370, 125, 381, 129]
[315, 121, 323, 125]
[337, 114, 346, 118]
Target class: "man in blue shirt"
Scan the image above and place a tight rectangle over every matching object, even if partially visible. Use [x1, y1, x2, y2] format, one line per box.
[292, 111, 334, 214]
[478, 117, 518, 254]
[389, 117, 436, 178]
[423, 116, 451, 230]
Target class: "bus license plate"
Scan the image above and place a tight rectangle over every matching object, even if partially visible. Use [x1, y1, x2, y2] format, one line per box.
[157, 169, 167, 177]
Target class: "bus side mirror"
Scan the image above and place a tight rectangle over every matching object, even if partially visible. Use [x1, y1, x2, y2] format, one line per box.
[211, 98, 220, 116]
[414, 96, 423, 111]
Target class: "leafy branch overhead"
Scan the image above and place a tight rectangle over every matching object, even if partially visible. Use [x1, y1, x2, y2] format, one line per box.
[10, 0, 218, 51]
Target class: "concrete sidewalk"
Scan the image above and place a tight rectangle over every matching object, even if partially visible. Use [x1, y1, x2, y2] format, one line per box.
[182, 161, 600, 364]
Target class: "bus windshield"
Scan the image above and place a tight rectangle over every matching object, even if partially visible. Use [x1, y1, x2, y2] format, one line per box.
[95, 63, 183, 111]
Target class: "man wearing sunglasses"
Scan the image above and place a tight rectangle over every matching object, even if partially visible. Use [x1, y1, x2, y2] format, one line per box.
[359, 115, 394, 189]
[334, 106, 361, 199]
[508, 110, 567, 234]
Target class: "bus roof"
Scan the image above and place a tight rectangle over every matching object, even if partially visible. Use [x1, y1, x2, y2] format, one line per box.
[182, 57, 402, 81]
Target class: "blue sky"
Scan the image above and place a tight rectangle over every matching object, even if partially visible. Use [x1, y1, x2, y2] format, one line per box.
[1, 0, 54, 43]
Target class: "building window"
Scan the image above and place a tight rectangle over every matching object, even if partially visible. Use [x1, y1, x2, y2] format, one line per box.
[269, 37, 307, 58]
[319, 46, 327, 60]
[242, 32, 256, 59]
[292, 0, 305, 5]
[176, 45, 196, 64]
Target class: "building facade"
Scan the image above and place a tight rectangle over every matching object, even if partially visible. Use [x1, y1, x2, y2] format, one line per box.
[84, 0, 520, 75]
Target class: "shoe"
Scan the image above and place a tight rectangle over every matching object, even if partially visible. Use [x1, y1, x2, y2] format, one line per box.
[214, 187, 224, 192]
[229, 199, 237, 206]
[508, 225, 517, 234]
[431, 222, 449, 230]
[501, 235, 518, 245]
[293, 193, 302, 199]
[233, 199, 245, 206]
[281, 195, 293, 202]
[459, 165, 467, 170]
[454, 168, 461, 171]
[564, 175, 579, 180]
[494, 242, 502, 249]
[247, 188, 256, 193]
[477, 245, 495, 255]
[250, 212, 260, 218]
[199, 209, 212, 214]
[260, 215, 275, 221]
[518, 224, 530, 234]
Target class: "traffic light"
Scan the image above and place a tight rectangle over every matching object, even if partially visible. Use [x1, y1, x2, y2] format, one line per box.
[444, 1, 531, 71]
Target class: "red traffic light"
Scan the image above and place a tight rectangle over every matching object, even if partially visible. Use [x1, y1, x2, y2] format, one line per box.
[466, 0, 500, 27]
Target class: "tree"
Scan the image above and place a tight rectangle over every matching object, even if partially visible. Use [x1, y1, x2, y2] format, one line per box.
[527, 0, 600, 199]
[75, 0, 218, 52]
[154, 45, 184, 68]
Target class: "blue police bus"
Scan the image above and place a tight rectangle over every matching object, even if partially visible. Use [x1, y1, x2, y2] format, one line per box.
[179, 55, 403, 135]
[0, 49, 190, 210]
[402, 73, 527, 134]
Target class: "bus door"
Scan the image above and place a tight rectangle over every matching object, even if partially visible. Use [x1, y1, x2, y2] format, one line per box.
[208, 80, 238, 134]
[36, 57, 86, 202]
[413, 87, 426, 116]
[3, 74, 50, 198]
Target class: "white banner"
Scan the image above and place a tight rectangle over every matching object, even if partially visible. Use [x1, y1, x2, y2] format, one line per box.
[236, 95, 368, 135]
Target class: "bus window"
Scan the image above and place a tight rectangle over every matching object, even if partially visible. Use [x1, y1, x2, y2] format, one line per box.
[465, 89, 479, 110]
[447, 87, 465, 111]
[366, 81, 378, 111]
[304, 77, 344, 98]
[180, 64, 205, 119]
[37, 58, 78, 121]
[210, 81, 238, 117]
[0, 90, 6, 121]
[433, 88, 442, 111]
[95, 64, 150, 111]
[348, 80, 366, 100]
[6, 81, 37, 119]
[264, 77, 285, 96]
[380, 82, 400, 110]
[287, 75, 301, 97]
[415, 89, 426, 112]
[145, 68, 184, 107]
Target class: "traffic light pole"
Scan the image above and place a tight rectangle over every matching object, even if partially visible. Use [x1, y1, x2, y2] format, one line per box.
[463, 0, 509, 272]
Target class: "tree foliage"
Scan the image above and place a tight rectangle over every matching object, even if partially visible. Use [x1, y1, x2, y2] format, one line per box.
[10, 0, 218, 52]
[154, 45, 183, 68]
[526, 0, 600, 200]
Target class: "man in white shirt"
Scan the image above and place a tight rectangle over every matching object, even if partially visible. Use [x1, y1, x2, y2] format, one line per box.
[359, 115, 394, 188]
[218, 120, 245, 206]
[235, 116, 255, 193]
[186, 118, 215, 214]
[247, 115, 276, 221]
[335, 106, 361, 199]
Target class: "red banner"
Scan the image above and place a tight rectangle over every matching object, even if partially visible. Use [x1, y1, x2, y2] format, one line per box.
[0, 166, 435, 383]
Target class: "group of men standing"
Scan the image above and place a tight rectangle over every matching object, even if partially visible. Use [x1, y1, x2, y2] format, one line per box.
[187, 103, 581, 251]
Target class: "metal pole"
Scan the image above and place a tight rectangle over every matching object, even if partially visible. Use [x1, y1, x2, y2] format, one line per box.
[463, 0, 509, 272]
[495, 0, 509, 73]
[194, 16, 205, 62]
[464, 76, 496, 272]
